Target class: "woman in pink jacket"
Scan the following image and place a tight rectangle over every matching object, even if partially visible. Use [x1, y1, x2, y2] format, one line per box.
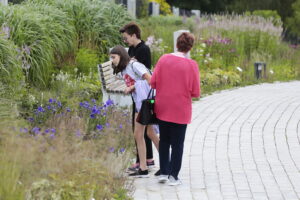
[151, 32, 200, 186]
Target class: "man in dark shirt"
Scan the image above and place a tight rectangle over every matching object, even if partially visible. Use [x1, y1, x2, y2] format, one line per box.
[120, 22, 160, 175]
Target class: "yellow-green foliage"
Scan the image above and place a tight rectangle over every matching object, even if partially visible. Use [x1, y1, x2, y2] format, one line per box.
[149, 0, 172, 15]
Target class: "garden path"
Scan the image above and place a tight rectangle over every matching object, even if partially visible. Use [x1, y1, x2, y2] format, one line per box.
[132, 81, 300, 200]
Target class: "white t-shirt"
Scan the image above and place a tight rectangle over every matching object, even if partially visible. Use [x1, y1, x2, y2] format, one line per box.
[121, 60, 151, 112]
[121, 60, 149, 81]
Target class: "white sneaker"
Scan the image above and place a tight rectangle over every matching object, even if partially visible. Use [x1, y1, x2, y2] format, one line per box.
[158, 175, 168, 183]
[168, 175, 182, 186]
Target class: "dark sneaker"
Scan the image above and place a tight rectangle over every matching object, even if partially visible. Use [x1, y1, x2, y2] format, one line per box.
[129, 168, 149, 178]
[154, 169, 161, 176]
[146, 160, 155, 168]
[127, 163, 139, 172]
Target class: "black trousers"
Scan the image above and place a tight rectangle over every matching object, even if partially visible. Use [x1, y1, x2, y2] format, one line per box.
[158, 119, 187, 179]
[132, 102, 153, 163]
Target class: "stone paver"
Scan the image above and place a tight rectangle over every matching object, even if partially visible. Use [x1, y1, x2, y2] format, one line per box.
[132, 81, 300, 200]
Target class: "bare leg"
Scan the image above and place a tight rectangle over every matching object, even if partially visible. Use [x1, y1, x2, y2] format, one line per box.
[146, 125, 159, 151]
[134, 113, 147, 170]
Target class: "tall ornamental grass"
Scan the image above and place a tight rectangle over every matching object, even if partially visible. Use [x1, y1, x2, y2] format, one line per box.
[0, 4, 75, 88]
[1, 0, 131, 88]
[29, 0, 132, 52]
[0, 36, 22, 87]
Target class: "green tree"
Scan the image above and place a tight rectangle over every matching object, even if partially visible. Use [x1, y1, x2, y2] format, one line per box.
[287, 0, 300, 35]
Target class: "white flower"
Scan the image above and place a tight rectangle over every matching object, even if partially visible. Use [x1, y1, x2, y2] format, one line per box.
[200, 49, 204, 53]
[206, 53, 210, 57]
[236, 66, 243, 72]
[201, 43, 206, 48]
[208, 57, 213, 61]
[204, 60, 208, 64]
[29, 94, 37, 103]
[269, 70, 274, 74]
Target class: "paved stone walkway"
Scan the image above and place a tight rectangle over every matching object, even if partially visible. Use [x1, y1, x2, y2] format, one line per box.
[132, 81, 300, 200]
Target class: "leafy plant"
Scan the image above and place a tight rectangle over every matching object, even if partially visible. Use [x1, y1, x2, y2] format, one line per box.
[0, 35, 23, 87]
[75, 48, 99, 75]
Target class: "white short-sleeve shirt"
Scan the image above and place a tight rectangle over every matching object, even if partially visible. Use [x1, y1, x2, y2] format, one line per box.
[121, 60, 151, 112]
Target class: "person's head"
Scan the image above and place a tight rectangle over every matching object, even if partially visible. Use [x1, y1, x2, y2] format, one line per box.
[119, 22, 141, 47]
[109, 45, 130, 74]
[176, 32, 195, 53]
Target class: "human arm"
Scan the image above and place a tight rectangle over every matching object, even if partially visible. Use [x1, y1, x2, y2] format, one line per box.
[191, 62, 201, 98]
[150, 56, 163, 89]
[143, 73, 152, 85]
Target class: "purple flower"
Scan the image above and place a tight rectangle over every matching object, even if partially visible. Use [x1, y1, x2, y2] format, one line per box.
[119, 124, 123, 129]
[66, 107, 71, 112]
[79, 102, 84, 107]
[45, 129, 50, 134]
[49, 98, 53, 103]
[57, 101, 62, 107]
[49, 133, 55, 139]
[20, 128, 28, 133]
[90, 114, 95, 119]
[31, 127, 40, 134]
[96, 124, 103, 131]
[83, 101, 90, 108]
[91, 99, 96, 103]
[109, 147, 115, 153]
[91, 106, 99, 114]
[119, 148, 125, 153]
[37, 106, 45, 113]
[28, 117, 34, 122]
[51, 128, 56, 133]
[105, 123, 110, 127]
[47, 105, 52, 110]
[75, 130, 81, 137]
[105, 99, 114, 106]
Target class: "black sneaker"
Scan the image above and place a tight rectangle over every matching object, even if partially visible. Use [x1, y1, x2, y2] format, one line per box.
[127, 163, 139, 172]
[154, 169, 161, 176]
[129, 168, 149, 178]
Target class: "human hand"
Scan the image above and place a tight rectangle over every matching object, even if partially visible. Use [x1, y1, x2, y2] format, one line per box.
[124, 86, 134, 94]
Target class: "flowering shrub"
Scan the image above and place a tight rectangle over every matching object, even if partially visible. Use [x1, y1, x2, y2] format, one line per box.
[1, 96, 134, 199]
[145, 35, 168, 67]
[201, 68, 241, 87]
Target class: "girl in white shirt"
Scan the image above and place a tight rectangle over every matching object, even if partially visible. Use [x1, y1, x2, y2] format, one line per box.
[110, 45, 159, 177]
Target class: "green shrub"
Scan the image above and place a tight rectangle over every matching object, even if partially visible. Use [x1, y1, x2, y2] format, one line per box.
[287, 0, 300, 36]
[201, 68, 241, 87]
[75, 48, 99, 75]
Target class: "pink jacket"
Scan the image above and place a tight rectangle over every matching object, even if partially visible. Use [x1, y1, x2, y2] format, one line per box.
[151, 54, 200, 124]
